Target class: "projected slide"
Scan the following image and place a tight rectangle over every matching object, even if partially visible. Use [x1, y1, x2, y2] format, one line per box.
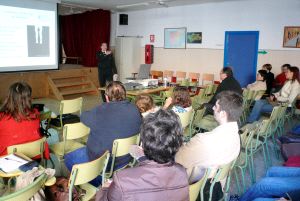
[0, 1, 57, 72]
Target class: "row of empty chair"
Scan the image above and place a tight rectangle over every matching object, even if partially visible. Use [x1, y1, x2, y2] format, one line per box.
[150, 70, 215, 86]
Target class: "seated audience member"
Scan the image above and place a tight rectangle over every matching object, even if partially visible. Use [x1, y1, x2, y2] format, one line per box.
[247, 70, 267, 92]
[95, 109, 189, 201]
[135, 94, 159, 117]
[261, 63, 275, 95]
[163, 86, 192, 113]
[0, 82, 46, 156]
[273, 64, 291, 92]
[248, 66, 300, 123]
[0, 82, 42, 156]
[64, 81, 142, 185]
[240, 166, 300, 201]
[204, 67, 242, 114]
[175, 91, 243, 181]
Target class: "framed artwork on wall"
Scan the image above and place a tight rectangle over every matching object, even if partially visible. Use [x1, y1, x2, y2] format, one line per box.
[283, 26, 300, 48]
[164, 27, 186, 49]
[187, 32, 202, 44]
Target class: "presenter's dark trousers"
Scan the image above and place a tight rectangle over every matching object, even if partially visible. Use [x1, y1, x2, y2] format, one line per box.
[98, 67, 113, 102]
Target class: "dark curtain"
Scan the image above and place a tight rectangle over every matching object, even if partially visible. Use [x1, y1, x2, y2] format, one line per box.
[60, 9, 111, 67]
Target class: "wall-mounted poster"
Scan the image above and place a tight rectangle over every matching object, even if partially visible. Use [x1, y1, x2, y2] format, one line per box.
[164, 28, 186, 49]
[283, 26, 300, 48]
[187, 32, 202, 44]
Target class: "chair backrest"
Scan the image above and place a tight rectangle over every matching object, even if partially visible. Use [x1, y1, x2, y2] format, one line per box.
[176, 71, 187, 79]
[69, 150, 110, 187]
[7, 138, 45, 159]
[188, 72, 200, 81]
[137, 64, 151, 79]
[254, 90, 266, 100]
[107, 134, 140, 178]
[256, 119, 271, 140]
[0, 173, 47, 201]
[40, 111, 52, 122]
[189, 171, 207, 201]
[240, 128, 256, 151]
[60, 97, 83, 115]
[163, 70, 174, 79]
[203, 84, 216, 99]
[200, 160, 235, 201]
[150, 70, 163, 80]
[177, 109, 194, 128]
[202, 73, 214, 85]
[213, 161, 234, 183]
[63, 122, 90, 140]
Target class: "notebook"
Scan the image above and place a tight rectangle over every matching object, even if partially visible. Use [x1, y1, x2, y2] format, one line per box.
[0, 154, 29, 173]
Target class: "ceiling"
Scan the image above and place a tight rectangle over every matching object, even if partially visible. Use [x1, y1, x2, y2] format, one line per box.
[59, 0, 242, 13]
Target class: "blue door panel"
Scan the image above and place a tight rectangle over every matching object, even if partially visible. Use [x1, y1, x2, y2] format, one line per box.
[224, 31, 259, 87]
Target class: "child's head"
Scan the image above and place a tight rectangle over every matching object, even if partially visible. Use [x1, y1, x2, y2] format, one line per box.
[262, 63, 272, 71]
[172, 86, 192, 108]
[135, 94, 155, 113]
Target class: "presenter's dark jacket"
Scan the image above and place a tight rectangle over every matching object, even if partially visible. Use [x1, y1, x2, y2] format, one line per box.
[81, 100, 142, 162]
[209, 76, 242, 105]
[95, 160, 189, 201]
[96, 51, 117, 79]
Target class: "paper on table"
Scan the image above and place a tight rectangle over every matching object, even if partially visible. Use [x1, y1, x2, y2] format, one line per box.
[0, 154, 29, 173]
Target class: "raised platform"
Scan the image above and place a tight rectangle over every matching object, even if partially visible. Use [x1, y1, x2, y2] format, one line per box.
[0, 65, 99, 101]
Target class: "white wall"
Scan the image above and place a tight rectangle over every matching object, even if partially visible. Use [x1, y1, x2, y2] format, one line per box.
[110, 0, 300, 80]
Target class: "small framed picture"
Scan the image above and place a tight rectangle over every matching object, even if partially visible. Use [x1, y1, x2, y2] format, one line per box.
[187, 32, 202, 44]
[164, 28, 186, 49]
[283, 26, 300, 48]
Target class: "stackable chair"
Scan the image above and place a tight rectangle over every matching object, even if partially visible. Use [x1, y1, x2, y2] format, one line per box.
[106, 134, 140, 178]
[68, 151, 110, 201]
[202, 73, 214, 85]
[188, 72, 200, 87]
[163, 70, 174, 82]
[150, 70, 163, 81]
[191, 84, 216, 110]
[177, 109, 195, 141]
[7, 137, 47, 167]
[189, 170, 208, 201]
[50, 122, 90, 161]
[233, 128, 256, 194]
[0, 173, 47, 201]
[151, 87, 174, 106]
[175, 71, 187, 85]
[200, 160, 236, 201]
[51, 97, 83, 132]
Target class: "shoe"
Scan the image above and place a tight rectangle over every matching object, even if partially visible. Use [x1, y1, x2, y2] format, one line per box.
[229, 194, 240, 201]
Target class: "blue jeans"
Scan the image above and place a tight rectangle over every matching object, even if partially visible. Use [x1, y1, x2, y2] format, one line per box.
[247, 100, 273, 123]
[64, 146, 131, 187]
[240, 166, 300, 201]
[64, 147, 102, 187]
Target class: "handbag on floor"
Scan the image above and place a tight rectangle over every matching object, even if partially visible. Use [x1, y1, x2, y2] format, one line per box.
[45, 177, 84, 201]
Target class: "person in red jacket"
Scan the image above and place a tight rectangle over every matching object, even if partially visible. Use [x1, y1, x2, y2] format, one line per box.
[273, 64, 291, 92]
[0, 82, 44, 156]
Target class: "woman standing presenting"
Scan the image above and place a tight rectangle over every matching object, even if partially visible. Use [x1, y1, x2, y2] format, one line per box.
[96, 42, 117, 102]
